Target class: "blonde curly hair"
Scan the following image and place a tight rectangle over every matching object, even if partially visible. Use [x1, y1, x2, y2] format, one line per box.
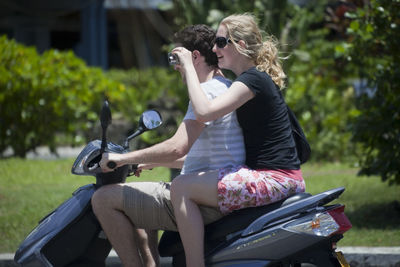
[221, 13, 286, 89]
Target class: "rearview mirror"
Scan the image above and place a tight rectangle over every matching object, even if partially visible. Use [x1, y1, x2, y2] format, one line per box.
[123, 110, 162, 148]
[140, 110, 162, 130]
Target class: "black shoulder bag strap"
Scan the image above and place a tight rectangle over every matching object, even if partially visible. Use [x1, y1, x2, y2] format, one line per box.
[287, 105, 311, 164]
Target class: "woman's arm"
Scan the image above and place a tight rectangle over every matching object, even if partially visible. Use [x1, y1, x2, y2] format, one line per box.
[189, 81, 254, 122]
[172, 47, 254, 122]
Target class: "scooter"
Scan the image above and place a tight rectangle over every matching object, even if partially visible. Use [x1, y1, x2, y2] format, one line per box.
[15, 101, 352, 267]
[14, 100, 163, 267]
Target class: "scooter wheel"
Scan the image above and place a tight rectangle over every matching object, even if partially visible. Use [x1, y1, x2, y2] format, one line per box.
[172, 252, 186, 267]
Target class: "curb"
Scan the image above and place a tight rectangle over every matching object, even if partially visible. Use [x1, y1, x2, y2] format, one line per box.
[2, 247, 400, 267]
[339, 247, 400, 267]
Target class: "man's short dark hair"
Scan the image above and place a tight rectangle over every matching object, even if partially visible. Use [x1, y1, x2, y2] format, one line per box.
[173, 24, 218, 67]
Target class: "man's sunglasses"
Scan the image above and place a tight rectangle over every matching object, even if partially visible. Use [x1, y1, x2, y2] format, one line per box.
[215, 36, 232, 48]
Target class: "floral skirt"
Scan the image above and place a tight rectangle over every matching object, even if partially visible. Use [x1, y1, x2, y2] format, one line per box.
[217, 166, 306, 214]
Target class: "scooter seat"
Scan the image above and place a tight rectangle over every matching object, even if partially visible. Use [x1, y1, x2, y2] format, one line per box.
[158, 192, 311, 257]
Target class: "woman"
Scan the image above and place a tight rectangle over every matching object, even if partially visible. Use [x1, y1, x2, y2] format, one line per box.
[170, 13, 306, 266]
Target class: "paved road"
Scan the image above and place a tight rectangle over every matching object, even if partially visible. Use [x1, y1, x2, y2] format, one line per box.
[2, 247, 400, 267]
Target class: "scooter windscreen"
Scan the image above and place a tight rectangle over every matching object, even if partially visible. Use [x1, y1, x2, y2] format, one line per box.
[71, 140, 126, 176]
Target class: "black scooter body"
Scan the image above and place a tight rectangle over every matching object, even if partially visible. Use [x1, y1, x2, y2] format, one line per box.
[14, 184, 109, 267]
[14, 141, 127, 267]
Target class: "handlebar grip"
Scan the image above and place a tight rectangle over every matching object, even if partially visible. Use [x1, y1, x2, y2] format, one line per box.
[107, 161, 117, 169]
[131, 164, 138, 172]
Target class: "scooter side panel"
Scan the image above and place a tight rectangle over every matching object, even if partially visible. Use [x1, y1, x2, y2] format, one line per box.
[207, 225, 323, 264]
[14, 184, 96, 266]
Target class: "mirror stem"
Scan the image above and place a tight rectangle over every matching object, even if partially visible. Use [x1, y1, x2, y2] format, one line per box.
[123, 128, 143, 149]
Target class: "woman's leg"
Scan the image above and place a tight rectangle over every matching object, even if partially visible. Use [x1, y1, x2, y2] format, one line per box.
[170, 170, 220, 267]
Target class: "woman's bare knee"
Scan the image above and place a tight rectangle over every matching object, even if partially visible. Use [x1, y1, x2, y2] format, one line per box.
[170, 175, 187, 203]
[171, 172, 220, 208]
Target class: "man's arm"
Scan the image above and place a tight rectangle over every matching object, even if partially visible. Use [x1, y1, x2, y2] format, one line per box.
[100, 120, 204, 172]
[137, 156, 186, 170]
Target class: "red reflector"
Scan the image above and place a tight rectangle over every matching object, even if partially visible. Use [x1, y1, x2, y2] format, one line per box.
[328, 206, 352, 234]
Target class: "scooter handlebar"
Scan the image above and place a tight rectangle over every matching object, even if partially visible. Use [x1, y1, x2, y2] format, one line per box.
[107, 161, 117, 169]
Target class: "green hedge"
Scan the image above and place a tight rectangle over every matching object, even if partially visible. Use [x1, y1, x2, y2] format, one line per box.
[342, 0, 400, 184]
[285, 31, 359, 162]
[0, 36, 187, 157]
[0, 36, 125, 157]
[106, 67, 187, 146]
[281, 3, 359, 162]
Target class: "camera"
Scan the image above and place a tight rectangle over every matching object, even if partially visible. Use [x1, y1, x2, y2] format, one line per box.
[168, 53, 179, 65]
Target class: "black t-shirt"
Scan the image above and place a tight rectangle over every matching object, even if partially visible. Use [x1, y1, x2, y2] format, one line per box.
[235, 67, 300, 170]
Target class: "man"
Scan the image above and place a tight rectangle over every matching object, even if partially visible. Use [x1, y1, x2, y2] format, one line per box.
[92, 24, 245, 267]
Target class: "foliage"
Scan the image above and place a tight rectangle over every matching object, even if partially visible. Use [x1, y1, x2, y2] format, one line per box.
[0, 36, 128, 157]
[170, 0, 360, 162]
[106, 67, 188, 146]
[170, 0, 291, 37]
[0, 36, 188, 156]
[284, 2, 359, 161]
[340, 0, 400, 184]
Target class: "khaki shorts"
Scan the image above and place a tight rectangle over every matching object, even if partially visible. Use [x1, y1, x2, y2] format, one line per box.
[122, 181, 223, 231]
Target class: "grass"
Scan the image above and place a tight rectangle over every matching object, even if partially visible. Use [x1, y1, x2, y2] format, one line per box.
[0, 159, 399, 253]
[301, 163, 400, 247]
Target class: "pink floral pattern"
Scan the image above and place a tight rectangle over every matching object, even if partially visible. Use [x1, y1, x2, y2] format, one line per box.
[217, 166, 306, 214]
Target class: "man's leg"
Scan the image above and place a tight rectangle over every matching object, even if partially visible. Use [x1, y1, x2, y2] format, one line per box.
[134, 229, 160, 267]
[170, 170, 220, 267]
[93, 181, 222, 267]
[92, 184, 145, 267]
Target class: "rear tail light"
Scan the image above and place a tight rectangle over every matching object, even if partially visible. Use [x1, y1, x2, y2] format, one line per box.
[327, 206, 352, 234]
[285, 205, 352, 237]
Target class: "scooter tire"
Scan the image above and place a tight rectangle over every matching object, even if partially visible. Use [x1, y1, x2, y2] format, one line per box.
[172, 252, 186, 267]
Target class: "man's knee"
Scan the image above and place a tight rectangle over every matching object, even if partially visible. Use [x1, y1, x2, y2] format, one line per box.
[92, 184, 124, 215]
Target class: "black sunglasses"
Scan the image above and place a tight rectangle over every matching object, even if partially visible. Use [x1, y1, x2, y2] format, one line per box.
[215, 36, 232, 48]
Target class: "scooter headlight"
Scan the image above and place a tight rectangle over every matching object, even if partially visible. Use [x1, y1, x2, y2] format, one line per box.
[71, 140, 102, 176]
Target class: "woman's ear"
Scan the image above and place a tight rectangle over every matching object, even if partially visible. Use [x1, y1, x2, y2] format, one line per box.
[238, 40, 247, 49]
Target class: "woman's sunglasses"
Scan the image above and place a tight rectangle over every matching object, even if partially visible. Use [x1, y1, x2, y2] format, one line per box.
[215, 36, 232, 48]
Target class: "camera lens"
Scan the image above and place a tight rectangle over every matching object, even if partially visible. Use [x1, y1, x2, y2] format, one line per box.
[168, 53, 179, 65]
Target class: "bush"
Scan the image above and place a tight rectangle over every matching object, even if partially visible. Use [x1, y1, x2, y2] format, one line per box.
[285, 34, 359, 162]
[0, 36, 125, 157]
[106, 67, 188, 146]
[284, 4, 359, 162]
[342, 0, 400, 184]
[0, 36, 191, 156]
